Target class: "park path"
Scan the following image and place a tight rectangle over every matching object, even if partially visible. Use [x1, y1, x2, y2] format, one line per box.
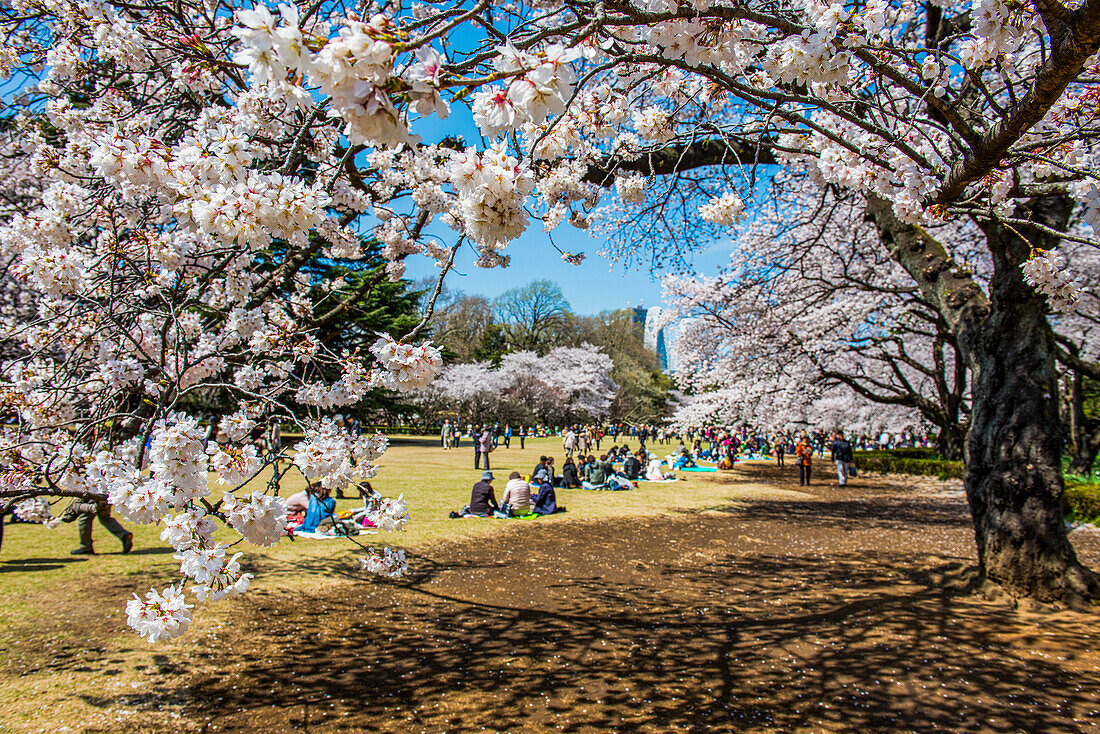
[166, 465, 1100, 733]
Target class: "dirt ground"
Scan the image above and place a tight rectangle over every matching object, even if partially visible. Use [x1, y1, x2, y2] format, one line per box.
[8, 463, 1100, 733]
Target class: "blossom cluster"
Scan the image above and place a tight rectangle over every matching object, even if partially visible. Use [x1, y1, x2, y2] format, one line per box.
[368, 493, 410, 532]
[12, 496, 52, 524]
[222, 491, 288, 547]
[369, 336, 444, 392]
[471, 44, 580, 137]
[1022, 250, 1081, 313]
[125, 585, 194, 643]
[359, 547, 409, 579]
[699, 193, 746, 226]
[446, 145, 536, 256]
[293, 420, 388, 492]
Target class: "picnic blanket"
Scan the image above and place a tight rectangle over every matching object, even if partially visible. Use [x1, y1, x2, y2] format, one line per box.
[292, 529, 377, 539]
[580, 480, 633, 491]
[678, 466, 718, 473]
[638, 478, 679, 483]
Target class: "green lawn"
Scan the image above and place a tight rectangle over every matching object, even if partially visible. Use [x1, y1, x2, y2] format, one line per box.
[0, 437, 797, 638]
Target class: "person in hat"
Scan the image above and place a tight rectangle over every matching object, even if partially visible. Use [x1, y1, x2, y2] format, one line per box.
[532, 469, 558, 515]
[469, 470, 499, 517]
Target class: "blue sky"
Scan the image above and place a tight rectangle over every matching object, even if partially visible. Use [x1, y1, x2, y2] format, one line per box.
[405, 224, 733, 315]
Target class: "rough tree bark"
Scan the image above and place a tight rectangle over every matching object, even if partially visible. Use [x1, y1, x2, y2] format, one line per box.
[870, 193, 1098, 603]
[936, 424, 966, 462]
[967, 198, 1095, 602]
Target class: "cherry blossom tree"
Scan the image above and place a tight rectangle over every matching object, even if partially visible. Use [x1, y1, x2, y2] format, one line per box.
[0, 0, 451, 640]
[664, 178, 976, 458]
[415, 345, 616, 424]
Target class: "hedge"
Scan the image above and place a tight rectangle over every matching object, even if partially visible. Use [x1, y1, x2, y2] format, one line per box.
[1065, 482, 1100, 524]
[853, 450, 965, 480]
[857, 448, 940, 460]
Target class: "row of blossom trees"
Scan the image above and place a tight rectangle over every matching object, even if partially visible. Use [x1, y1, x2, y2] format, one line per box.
[1, 0, 1099, 636]
[663, 176, 974, 456]
[414, 345, 617, 425]
[665, 177, 1100, 465]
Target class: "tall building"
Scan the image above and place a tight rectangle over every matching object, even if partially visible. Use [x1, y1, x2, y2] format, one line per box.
[641, 307, 673, 372]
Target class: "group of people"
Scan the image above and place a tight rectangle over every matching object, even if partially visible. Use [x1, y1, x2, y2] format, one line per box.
[456, 437, 685, 519]
[682, 427, 859, 487]
[460, 468, 562, 518]
[444, 418, 933, 522]
[439, 421, 680, 454]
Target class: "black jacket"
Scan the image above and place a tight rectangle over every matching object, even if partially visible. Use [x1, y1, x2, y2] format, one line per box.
[830, 439, 854, 463]
[622, 456, 642, 480]
[469, 481, 497, 516]
[562, 462, 579, 488]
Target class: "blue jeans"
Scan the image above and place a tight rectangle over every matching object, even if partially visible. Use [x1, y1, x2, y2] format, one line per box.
[836, 460, 851, 486]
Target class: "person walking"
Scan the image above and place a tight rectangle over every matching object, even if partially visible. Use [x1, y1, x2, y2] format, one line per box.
[63, 498, 133, 555]
[795, 432, 813, 487]
[519, 425, 527, 449]
[504, 424, 512, 448]
[775, 430, 786, 466]
[830, 430, 855, 486]
[441, 420, 452, 450]
[563, 426, 577, 460]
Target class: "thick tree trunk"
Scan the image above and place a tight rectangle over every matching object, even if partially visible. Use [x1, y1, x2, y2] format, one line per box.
[964, 198, 1098, 604]
[935, 424, 966, 462]
[869, 192, 1097, 604]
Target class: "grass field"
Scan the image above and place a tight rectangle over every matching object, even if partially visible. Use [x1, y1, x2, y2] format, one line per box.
[0, 437, 808, 732]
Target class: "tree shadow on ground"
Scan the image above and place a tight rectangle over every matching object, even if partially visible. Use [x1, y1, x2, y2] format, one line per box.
[170, 547, 1100, 734]
[709, 494, 973, 531]
[0, 556, 90, 573]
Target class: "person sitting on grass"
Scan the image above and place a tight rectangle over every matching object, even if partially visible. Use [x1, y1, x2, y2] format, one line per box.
[646, 456, 672, 481]
[532, 456, 549, 480]
[297, 483, 336, 533]
[561, 457, 580, 488]
[545, 456, 559, 486]
[672, 449, 697, 470]
[622, 451, 643, 480]
[501, 471, 532, 515]
[284, 488, 309, 528]
[469, 471, 499, 517]
[589, 454, 614, 485]
[532, 470, 561, 515]
[579, 454, 597, 482]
